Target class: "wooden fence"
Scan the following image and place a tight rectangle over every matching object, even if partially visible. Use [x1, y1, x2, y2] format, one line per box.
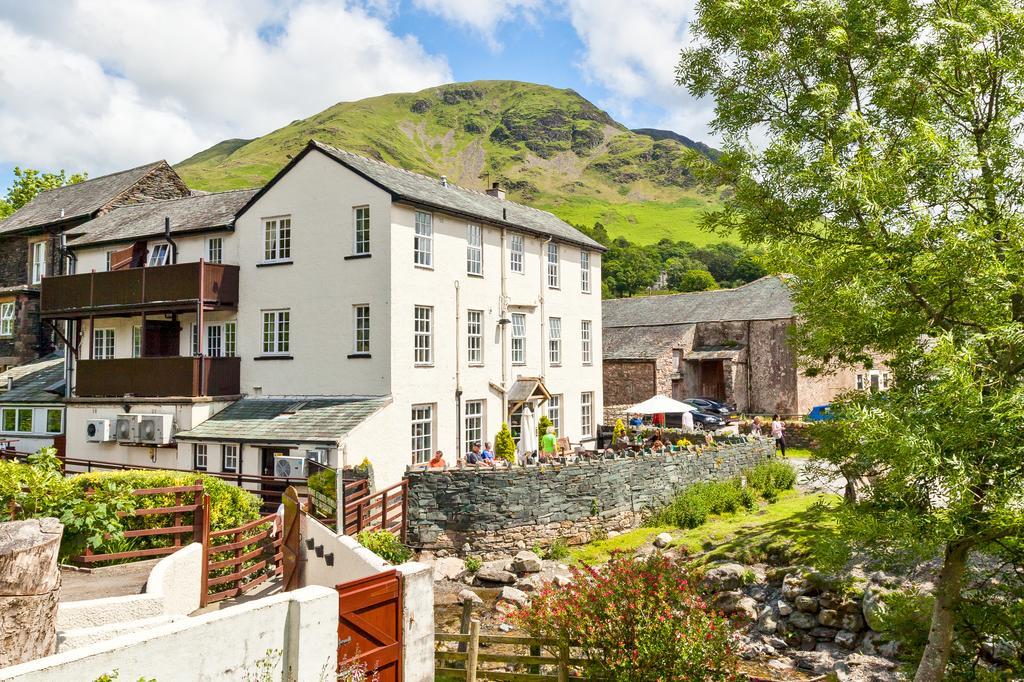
[435, 620, 587, 681]
[200, 498, 283, 606]
[342, 479, 408, 541]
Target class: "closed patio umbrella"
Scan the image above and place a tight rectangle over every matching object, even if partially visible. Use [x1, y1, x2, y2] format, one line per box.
[516, 404, 538, 465]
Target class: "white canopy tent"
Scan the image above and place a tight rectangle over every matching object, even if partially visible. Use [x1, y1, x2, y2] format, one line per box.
[625, 395, 698, 415]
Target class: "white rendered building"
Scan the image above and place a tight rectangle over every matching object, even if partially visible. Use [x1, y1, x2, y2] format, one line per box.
[44, 141, 604, 487]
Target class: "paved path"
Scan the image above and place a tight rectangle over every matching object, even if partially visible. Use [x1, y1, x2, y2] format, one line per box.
[60, 560, 159, 602]
[788, 456, 846, 496]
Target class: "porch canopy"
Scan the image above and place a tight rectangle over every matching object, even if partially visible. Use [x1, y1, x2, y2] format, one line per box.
[626, 395, 697, 415]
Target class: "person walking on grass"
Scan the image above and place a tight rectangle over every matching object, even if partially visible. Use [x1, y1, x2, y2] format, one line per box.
[770, 414, 786, 457]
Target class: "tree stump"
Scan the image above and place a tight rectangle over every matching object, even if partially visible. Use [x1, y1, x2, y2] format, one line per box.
[0, 518, 63, 667]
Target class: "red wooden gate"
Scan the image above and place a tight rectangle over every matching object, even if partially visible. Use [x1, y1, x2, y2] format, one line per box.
[336, 569, 403, 681]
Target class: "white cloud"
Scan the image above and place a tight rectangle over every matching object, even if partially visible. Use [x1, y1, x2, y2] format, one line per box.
[0, 0, 452, 175]
[410, 0, 547, 49]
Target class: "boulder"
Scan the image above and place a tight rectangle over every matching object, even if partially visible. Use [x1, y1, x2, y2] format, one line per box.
[795, 596, 819, 613]
[433, 557, 467, 582]
[516, 575, 544, 592]
[758, 615, 779, 634]
[653, 532, 672, 548]
[841, 611, 866, 632]
[702, 563, 750, 592]
[861, 583, 891, 632]
[782, 572, 815, 600]
[458, 589, 483, 605]
[553, 574, 573, 587]
[777, 599, 794, 616]
[810, 626, 837, 640]
[818, 592, 841, 610]
[818, 609, 843, 628]
[497, 586, 530, 608]
[835, 630, 858, 649]
[714, 591, 758, 621]
[476, 560, 517, 585]
[788, 611, 817, 630]
[511, 550, 542, 574]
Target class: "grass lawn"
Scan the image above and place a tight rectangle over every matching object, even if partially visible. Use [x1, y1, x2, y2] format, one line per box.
[784, 447, 815, 459]
[569, 490, 841, 567]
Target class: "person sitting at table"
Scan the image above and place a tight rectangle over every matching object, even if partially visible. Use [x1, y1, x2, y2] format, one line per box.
[428, 450, 446, 468]
[479, 442, 495, 466]
[466, 442, 482, 465]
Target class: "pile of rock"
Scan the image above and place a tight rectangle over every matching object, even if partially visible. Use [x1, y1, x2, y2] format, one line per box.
[426, 549, 573, 601]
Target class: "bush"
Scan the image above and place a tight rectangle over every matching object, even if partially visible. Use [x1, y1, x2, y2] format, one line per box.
[544, 538, 570, 561]
[306, 467, 337, 501]
[495, 423, 516, 463]
[646, 480, 755, 529]
[511, 554, 739, 681]
[356, 529, 412, 565]
[537, 415, 553, 451]
[744, 460, 797, 501]
[464, 556, 481, 573]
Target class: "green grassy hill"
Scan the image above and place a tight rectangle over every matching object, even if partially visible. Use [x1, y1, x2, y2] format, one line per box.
[176, 80, 727, 245]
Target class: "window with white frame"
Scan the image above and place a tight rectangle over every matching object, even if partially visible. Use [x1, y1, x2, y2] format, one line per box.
[546, 242, 560, 288]
[45, 409, 62, 434]
[192, 323, 228, 357]
[411, 404, 433, 464]
[207, 237, 223, 264]
[581, 392, 593, 437]
[1, 407, 32, 433]
[414, 306, 433, 365]
[225, 322, 236, 357]
[206, 325, 223, 357]
[580, 250, 591, 293]
[222, 444, 238, 473]
[0, 302, 14, 337]
[148, 243, 170, 267]
[581, 320, 592, 365]
[193, 444, 208, 471]
[548, 317, 561, 365]
[464, 400, 484, 454]
[93, 328, 115, 359]
[414, 212, 432, 267]
[353, 305, 370, 354]
[263, 217, 292, 262]
[548, 395, 561, 435]
[262, 310, 290, 355]
[467, 309, 483, 365]
[105, 251, 115, 272]
[30, 241, 46, 284]
[354, 206, 370, 255]
[467, 224, 483, 275]
[511, 313, 526, 365]
[856, 374, 865, 391]
[510, 234, 524, 273]
[132, 325, 142, 358]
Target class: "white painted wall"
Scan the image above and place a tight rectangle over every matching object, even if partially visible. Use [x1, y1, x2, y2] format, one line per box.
[0, 586, 338, 682]
[73, 231, 238, 274]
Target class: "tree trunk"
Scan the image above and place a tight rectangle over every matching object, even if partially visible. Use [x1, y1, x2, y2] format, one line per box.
[913, 540, 970, 682]
[0, 518, 63, 667]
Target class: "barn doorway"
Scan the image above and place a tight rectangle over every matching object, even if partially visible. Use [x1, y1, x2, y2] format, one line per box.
[698, 360, 726, 401]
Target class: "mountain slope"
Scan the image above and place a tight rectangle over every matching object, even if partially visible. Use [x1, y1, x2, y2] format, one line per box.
[176, 81, 726, 245]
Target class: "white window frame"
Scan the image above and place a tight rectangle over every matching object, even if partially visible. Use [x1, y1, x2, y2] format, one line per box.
[511, 313, 526, 365]
[206, 324, 223, 357]
[581, 320, 592, 365]
[414, 305, 433, 366]
[354, 206, 371, 256]
[93, 328, 115, 360]
[148, 243, 170, 267]
[464, 400, 484, 455]
[132, 325, 142, 358]
[353, 305, 370, 355]
[547, 395, 561, 435]
[548, 317, 562, 366]
[467, 309, 483, 365]
[411, 404, 434, 464]
[193, 444, 208, 471]
[0, 302, 14, 337]
[1, 407, 33, 434]
[222, 444, 239, 473]
[261, 309, 290, 355]
[263, 216, 292, 263]
[546, 242, 560, 289]
[206, 237, 223, 264]
[224, 321, 236, 357]
[45, 408, 63, 434]
[105, 251, 115, 272]
[414, 211, 433, 267]
[510, 234, 524, 274]
[30, 240, 46, 284]
[581, 392, 594, 437]
[580, 250, 591, 293]
[466, 224, 483, 276]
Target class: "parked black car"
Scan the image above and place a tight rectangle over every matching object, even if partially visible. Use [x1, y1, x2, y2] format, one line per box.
[683, 398, 735, 419]
[690, 410, 726, 430]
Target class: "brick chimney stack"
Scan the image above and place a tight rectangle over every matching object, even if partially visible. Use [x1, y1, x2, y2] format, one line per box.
[485, 182, 506, 200]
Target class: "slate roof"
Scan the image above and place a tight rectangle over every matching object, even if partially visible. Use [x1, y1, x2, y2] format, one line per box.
[0, 354, 65, 403]
[603, 323, 694, 360]
[0, 161, 169, 235]
[602, 276, 794, 328]
[174, 396, 388, 444]
[66, 189, 258, 248]
[239, 140, 604, 251]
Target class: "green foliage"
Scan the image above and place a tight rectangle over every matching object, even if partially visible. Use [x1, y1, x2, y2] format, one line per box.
[671, 268, 719, 292]
[306, 468, 337, 501]
[464, 555, 481, 573]
[537, 415, 553, 450]
[543, 538, 570, 561]
[0, 166, 87, 218]
[613, 419, 627, 442]
[590, 498, 600, 516]
[744, 461, 797, 502]
[647, 480, 757, 529]
[356, 529, 412, 565]
[494, 423, 516, 463]
[511, 554, 739, 681]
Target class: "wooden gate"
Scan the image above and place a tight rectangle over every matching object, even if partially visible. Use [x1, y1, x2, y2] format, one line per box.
[336, 569, 403, 681]
[699, 360, 726, 401]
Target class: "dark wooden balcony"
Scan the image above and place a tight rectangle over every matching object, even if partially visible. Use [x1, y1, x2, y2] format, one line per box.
[41, 262, 239, 318]
[75, 356, 241, 398]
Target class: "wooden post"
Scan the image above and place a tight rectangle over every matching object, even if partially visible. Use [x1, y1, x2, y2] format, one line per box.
[380, 488, 388, 533]
[467, 619, 480, 682]
[558, 644, 569, 682]
[281, 485, 301, 592]
[455, 598, 473, 667]
[198, 494, 211, 607]
[400, 480, 409, 543]
[0, 518, 63, 666]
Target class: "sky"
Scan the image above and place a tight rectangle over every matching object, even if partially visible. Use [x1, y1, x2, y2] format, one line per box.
[0, 0, 710, 192]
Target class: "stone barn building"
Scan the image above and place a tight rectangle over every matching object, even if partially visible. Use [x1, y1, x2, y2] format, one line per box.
[602, 276, 886, 417]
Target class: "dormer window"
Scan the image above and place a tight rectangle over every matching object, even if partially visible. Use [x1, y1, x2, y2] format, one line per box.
[148, 243, 170, 267]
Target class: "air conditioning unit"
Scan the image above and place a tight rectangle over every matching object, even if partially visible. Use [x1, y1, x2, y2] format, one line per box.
[85, 419, 113, 443]
[305, 448, 328, 465]
[274, 455, 307, 479]
[115, 414, 141, 443]
[136, 414, 173, 445]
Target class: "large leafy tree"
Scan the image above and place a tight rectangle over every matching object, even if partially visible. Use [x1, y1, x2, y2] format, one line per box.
[678, 0, 1024, 679]
[0, 167, 87, 218]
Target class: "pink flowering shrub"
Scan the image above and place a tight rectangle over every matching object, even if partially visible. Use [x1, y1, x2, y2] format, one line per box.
[511, 553, 739, 681]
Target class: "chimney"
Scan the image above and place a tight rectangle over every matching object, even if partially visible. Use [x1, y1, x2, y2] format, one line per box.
[440, 175, 448, 188]
[6, 376, 12, 391]
[486, 182, 506, 200]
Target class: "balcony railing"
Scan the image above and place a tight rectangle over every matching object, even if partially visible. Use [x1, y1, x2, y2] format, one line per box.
[41, 262, 239, 318]
[74, 356, 241, 398]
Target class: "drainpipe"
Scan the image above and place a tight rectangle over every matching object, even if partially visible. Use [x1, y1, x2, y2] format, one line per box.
[539, 236, 552, 379]
[454, 280, 462, 460]
[499, 227, 509, 420]
[164, 217, 178, 264]
[745, 320, 753, 414]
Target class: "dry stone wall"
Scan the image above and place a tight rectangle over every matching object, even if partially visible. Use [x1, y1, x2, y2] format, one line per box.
[405, 437, 775, 552]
